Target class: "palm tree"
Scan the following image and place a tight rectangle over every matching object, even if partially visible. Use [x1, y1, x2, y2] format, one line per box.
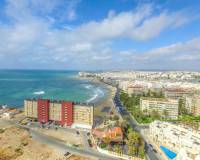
[163, 109, 169, 119]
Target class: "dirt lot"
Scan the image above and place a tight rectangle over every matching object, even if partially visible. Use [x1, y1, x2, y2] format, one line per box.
[0, 120, 90, 160]
[37, 128, 83, 147]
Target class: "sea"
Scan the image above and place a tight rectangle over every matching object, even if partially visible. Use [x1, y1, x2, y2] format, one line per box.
[0, 70, 108, 108]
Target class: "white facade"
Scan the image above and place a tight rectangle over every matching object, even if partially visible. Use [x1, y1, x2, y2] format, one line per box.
[140, 98, 178, 119]
[150, 121, 200, 160]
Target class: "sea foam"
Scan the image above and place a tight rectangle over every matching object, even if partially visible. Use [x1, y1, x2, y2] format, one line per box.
[86, 87, 105, 103]
[33, 91, 45, 95]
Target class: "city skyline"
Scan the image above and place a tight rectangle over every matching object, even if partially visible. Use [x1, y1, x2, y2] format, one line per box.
[0, 0, 200, 70]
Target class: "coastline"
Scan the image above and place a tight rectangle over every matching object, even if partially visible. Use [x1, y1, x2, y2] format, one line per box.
[79, 76, 119, 119]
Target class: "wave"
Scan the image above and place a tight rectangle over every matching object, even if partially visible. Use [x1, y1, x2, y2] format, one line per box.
[33, 91, 45, 95]
[86, 87, 105, 103]
[83, 84, 93, 89]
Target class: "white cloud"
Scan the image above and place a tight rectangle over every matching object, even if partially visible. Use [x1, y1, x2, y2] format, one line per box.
[0, 1, 199, 70]
[93, 55, 112, 60]
[139, 37, 200, 60]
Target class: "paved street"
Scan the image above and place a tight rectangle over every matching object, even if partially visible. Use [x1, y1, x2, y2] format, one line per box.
[113, 88, 162, 160]
[30, 129, 119, 160]
[1, 119, 119, 160]
[80, 131, 91, 150]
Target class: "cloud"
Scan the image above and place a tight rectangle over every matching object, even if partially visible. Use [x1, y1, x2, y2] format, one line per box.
[138, 37, 200, 60]
[4, 0, 81, 23]
[73, 4, 192, 41]
[0, 1, 199, 70]
[93, 55, 112, 60]
[112, 37, 200, 70]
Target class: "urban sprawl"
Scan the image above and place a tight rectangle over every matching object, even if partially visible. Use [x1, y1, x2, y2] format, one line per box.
[79, 71, 200, 160]
[0, 71, 200, 160]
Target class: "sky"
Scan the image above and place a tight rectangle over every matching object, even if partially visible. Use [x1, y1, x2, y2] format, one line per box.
[0, 0, 200, 71]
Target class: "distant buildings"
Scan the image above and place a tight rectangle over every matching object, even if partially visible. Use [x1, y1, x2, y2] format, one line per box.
[140, 98, 178, 119]
[185, 95, 200, 117]
[24, 99, 94, 129]
[164, 88, 192, 99]
[150, 121, 200, 160]
[127, 85, 147, 96]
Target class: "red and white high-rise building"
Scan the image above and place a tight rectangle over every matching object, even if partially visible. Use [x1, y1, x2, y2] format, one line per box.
[24, 99, 93, 129]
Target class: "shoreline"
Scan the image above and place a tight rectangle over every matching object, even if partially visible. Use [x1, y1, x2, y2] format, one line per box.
[2, 76, 116, 117]
[80, 76, 119, 119]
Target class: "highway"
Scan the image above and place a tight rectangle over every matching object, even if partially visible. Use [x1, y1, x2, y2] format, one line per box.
[113, 88, 161, 160]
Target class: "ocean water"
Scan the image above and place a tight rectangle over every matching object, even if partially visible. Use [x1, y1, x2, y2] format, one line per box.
[0, 70, 107, 107]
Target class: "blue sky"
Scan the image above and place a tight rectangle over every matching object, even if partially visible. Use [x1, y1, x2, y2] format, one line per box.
[0, 0, 200, 71]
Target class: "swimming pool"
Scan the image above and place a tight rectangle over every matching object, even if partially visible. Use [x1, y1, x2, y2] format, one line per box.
[160, 146, 177, 159]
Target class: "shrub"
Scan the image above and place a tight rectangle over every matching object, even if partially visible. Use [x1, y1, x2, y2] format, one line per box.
[0, 129, 4, 133]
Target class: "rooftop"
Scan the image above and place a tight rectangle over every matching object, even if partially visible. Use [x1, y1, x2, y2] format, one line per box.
[25, 98, 94, 107]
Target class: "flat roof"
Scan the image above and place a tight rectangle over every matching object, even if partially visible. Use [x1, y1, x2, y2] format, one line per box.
[140, 97, 178, 102]
[25, 98, 94, 107]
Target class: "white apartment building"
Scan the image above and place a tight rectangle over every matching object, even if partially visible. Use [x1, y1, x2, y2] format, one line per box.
[150, 121, 200, 160]
[140, 98, 178, 119]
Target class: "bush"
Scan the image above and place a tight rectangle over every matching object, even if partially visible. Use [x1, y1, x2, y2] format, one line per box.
[0, 129, 4, 133]
[22, 141, 28, 146]
[99, 143, 107, 149]
[15, 147, 23, 156]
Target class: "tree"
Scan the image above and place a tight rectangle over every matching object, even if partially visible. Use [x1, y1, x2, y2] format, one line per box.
[103, 136, 111, 144]
[151, 110, 161, 120]
[163, 109, 169, 119]
[127, 131, 140, 156]
[179, 98, 187, 115]
[114, 145, 123, 154]
[147, 89, 151, 97]
[158, 90, 164, 98]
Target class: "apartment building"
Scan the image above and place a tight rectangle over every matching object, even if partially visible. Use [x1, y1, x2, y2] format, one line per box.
[140, 98, 178, 119]
[24, 100, 38, 118]
[72, 104, 93, 129]
[24, 99, 94, 129]
[185, 95, 200, 117]
[164, 88, 192, 99]
[127, 85, 147, 96]
[150, 121, 200, 160]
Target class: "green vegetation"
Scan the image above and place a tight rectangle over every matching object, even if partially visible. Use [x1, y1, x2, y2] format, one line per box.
[0, 129, 5, 133]
[120, 90, 163, 124]
[126, 128, 145, 158]
[178, 98, 188, 115]
[15, 147, 23, 156]
[99, 143, 107, 149]
[21, 141, 28, 146]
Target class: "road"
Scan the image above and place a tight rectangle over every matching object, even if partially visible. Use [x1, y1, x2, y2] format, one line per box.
[113, 88, 161, 160]
[30, 129, 119, 160]
[1, 119, 119, 160]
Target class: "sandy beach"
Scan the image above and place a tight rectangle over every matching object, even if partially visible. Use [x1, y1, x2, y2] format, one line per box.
[85, 77, 121, 123]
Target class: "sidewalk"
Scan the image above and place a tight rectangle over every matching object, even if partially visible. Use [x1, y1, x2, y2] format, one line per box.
[141, 129, 168, 160]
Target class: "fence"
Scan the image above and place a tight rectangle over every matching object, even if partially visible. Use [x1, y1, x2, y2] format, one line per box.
[97, 146, 144, 160]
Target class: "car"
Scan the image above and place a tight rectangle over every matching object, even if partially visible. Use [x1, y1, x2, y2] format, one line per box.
[149, 144, 153, 148]
[64, 152, 70, 156]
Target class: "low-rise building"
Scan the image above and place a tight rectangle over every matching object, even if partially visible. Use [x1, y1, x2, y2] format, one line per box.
[140, 97, 178, 119]
[185, 95, 200, 117]
[93, 127, 123, 143]
[24, 99, 94, 129]
[149, 121, 200, 160]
